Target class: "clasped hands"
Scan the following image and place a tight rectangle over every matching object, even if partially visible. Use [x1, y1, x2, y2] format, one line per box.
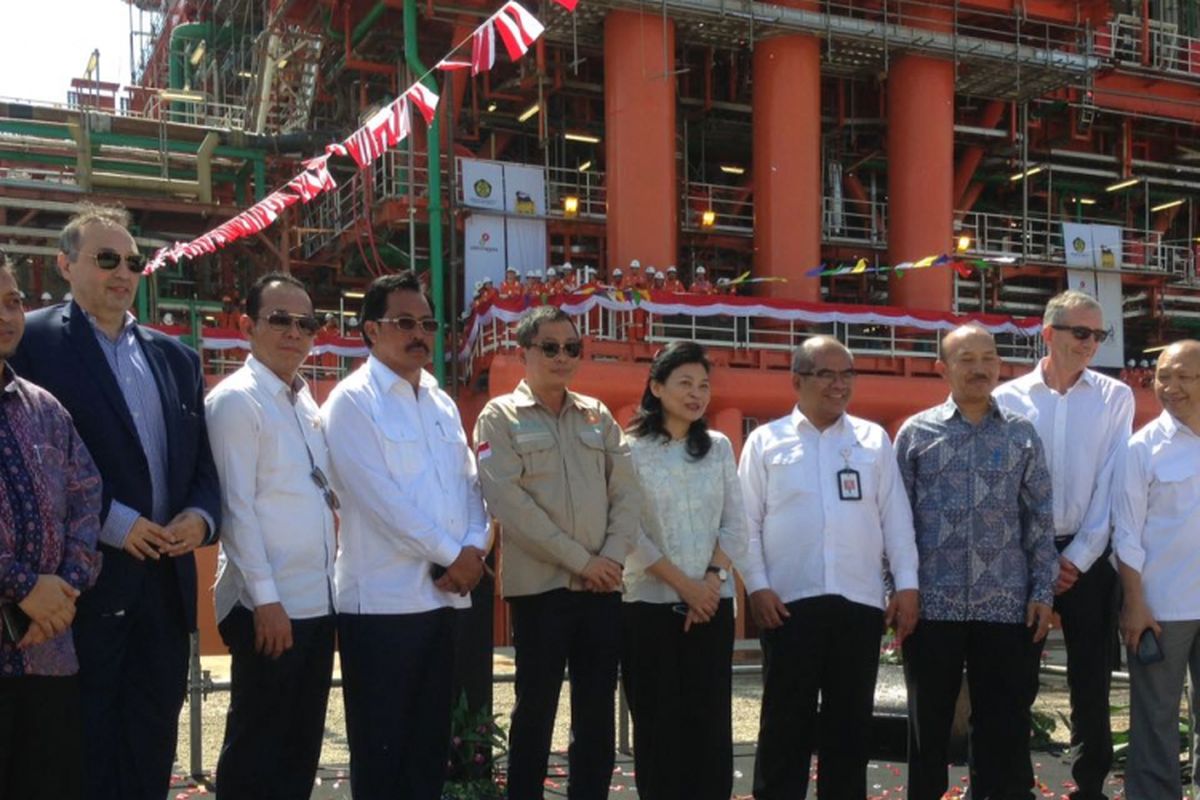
[15, 574, 80, 649]
[123, 511, 207, 561]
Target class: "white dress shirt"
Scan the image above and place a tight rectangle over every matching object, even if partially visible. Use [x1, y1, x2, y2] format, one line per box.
[737, 408, 919, 610]
[995, 362, 1134, 572]
[205, 356, 336, 623]
[1114, 411, 1200, 621]
[624, 432, 748, 603]
[321, 356, 489, 614]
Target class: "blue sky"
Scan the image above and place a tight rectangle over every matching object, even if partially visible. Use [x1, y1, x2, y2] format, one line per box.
[0, 1, 133, 104]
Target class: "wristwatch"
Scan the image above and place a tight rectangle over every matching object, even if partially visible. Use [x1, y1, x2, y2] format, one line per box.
[705, 566, 728, 583]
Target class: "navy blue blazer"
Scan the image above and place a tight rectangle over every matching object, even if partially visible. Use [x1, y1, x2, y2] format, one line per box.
[11, 303, 221, 629]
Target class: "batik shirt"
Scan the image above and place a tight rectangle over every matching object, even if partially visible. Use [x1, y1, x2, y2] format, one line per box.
[894, 397, 1055, 624]
[0, 366, 102, 677]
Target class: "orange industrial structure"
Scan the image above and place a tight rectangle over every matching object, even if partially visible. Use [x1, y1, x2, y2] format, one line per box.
[2, 0, 1199, 649]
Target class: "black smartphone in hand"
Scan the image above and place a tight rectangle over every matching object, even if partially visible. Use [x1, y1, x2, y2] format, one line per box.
[1136, 628, 1165, 665]
[0, 604, 31, 645]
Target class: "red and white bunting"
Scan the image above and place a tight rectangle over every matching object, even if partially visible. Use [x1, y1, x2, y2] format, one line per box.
[549, 0, 578, 10]
[493, 1, 544, 61]
[471, 23, 496, 75]
[406, 83, 439, 125]
[436, 58, 473, 71]
[335, 96, 412, 169]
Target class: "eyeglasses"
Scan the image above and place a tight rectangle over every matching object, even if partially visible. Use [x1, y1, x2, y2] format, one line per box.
[1050, 325, 1111, 344]
[89, 249, 148, 273]
[796, 368, 858, 383]
[310, 466, 341, 512]
[529, 340, 583, 359]
[377, 315, 440, 334]
[259, 310, 321, 336]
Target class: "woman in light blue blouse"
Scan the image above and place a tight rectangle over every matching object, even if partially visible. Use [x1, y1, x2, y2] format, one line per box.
[621, 340, 748, 800]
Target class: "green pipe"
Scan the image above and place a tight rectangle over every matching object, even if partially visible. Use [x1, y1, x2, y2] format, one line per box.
[404, 0, 445, 382]
[0, 120, 267, 162]
[0, 149, 240, 181]
[253, 157, 266, 201]
[328, 2, 390, 74]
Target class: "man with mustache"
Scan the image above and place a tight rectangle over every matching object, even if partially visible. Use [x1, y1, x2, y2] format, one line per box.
[1114, 340, 1200, 797]
[321, 271, 489, 800]
[895, 323, 1057, 800]
[0, 254, 102, 800]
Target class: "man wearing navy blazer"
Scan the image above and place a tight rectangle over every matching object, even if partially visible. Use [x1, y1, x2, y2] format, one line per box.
[10, 204, 221, 800]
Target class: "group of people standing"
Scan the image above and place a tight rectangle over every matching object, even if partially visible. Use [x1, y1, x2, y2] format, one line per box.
[3, 202, 1200, 800]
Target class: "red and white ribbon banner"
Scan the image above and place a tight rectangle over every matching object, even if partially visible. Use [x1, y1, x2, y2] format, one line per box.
[145, 0, 569, 275]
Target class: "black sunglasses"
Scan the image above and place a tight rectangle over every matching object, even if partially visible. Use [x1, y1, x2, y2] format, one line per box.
[90, 249, 148, 273]
[530, 340, 583, 359]
[310, 466, 341, 512]
[796, 368, 858, 383]
[260, 310, 321, 336]
[1050, 324, 1111, 344]
[378, 315, 440, 333]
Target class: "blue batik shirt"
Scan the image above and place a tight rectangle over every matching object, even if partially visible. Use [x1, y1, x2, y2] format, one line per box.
[894, 396, 1056, 624]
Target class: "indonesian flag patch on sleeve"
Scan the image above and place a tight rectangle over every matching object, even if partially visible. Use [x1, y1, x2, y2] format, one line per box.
[477, 441, 492, 460]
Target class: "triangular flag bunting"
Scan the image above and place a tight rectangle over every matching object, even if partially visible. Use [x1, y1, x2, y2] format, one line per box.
[471, 24, 496, 75]
[406, 83, 439, 125]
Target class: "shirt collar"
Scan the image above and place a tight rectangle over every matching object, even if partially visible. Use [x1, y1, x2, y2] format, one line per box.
[367, 354, 437, 397]
[246, 355, 307, 400]
[789, 405, 848, 435]
[513, 379, 585, 412]
[0, 363, 17, 396]
[78, 302, 137, 342]
[1027, 359, 1098, 392]
[933, 394, 1003, 423]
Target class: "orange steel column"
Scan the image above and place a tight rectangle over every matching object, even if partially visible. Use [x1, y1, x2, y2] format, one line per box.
[605, 11, 678, 272]
[752, 34, 821, 301]
[887, 55, 955, 311]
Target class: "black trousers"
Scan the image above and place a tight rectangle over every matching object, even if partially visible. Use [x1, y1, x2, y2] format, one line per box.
[75, 557, 189, 800]
[1052, 552, 1118, 799]
[215, 606, 336, 800]
[752, 595, 884, 800]
[338, 608, 455, 800]
[620, 599, 734, 800]
[904, 620, 1041, 800]
[0, 674, 83, 800]
[506, 589, 621, 800]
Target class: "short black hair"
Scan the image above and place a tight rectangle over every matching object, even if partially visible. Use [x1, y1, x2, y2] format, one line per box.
[360, 271, 426, 348]
[515, 305, 577, 348]
[245, 272, 307, 319]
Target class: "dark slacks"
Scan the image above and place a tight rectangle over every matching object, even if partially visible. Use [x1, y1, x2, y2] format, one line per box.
[506, 589, 621, 800]
[0, 674, 83, 800]
[75, 557, 190, 800]
[752, 594, 884, 800]
[215, 606, 336, 800]
[621, 599, 734, 800]
[338, 608, 455, 800]
[1053, 551, 1118, 799]
[904, 620, 1041, 800]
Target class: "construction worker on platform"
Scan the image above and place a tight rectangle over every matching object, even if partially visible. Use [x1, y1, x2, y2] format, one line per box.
[545, 266, 564, 296]
[481, 277, 499, 305]
[218, 294, 240, 329]
[561, 262, 579, 293]
[500, 267, 524, 300]
[663, 266, 686, 293]
[651, 269, 667, 292]
[691, 266, 714, 295]
[526, 270, 545, 296]
[716, 277, 736, 296]
[610, 267, 624, 290]
[627, 260, 644, 290]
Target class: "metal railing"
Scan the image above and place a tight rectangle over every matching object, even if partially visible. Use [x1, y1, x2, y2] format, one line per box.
[1104, 14, 1200, 80]
[468, 304, 1043, 365]
[681, 181, 754, 233]
[824, 195, 887, 246]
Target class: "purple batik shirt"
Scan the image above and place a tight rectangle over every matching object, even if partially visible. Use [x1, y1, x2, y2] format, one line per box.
[0, 365, 102, 677]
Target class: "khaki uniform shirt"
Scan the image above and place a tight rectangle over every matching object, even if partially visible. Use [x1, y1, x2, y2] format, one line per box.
[474, 380, 642, 597]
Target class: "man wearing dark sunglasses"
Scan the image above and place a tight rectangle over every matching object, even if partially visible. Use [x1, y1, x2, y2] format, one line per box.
[995, 290, 1134, 799]
[474, 305, 642, 800]
[204, 272, 337, 799]
[10, 204, 222, 800]
[321, 271, 489, 800]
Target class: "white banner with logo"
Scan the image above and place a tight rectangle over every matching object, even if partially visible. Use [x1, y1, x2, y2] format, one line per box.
[464, 214, 507, 309]
[506, 216, 546, 276]
[1066, 268, 1125, 368]
[503, 163, 546, 216]
[1063, 223, 1123, 269]
[461, 159, 505, 212]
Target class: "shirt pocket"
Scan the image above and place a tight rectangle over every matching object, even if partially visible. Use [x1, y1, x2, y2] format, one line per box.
[576, 427, 607, 482]
[765, 446, 814, 505]
[437, 420, 471, 475]
[1151, 459, 1199, 514]
[379, 422, 423, 479]
[512, 432, 558, 481]
[847, 448, 879, 500]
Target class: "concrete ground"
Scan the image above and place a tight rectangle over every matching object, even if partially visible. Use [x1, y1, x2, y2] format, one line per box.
[163, 630, 1140, 799]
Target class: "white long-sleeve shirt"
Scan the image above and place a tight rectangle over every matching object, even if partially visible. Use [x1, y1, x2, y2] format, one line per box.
[737, 408, 918, 610]
[321, 356, 489, 614]
[1114, 411, 1200, 621]
[994, 362, 1134, 571]
[205, 356, 336, 623]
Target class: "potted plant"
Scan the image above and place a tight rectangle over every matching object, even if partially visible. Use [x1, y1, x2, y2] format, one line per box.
[443, 691, 507, 800]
